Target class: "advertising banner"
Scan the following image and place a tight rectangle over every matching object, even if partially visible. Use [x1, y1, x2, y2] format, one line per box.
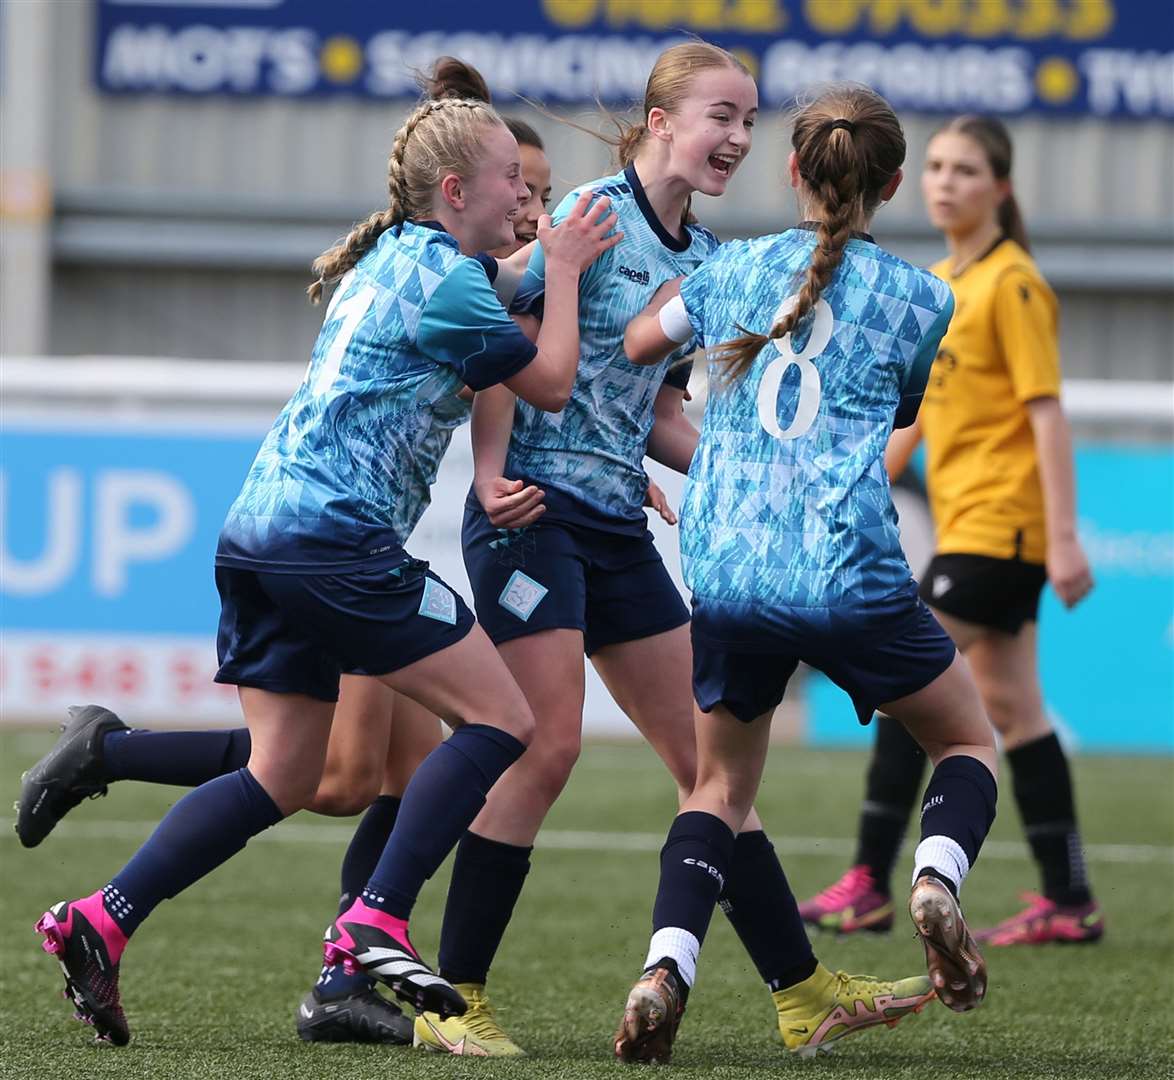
[95, 0, 1174, 118]
[807, 445, 1174, 752]
[3, 407, 1171, 747]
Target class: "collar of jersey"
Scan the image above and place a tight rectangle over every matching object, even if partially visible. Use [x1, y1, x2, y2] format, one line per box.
[794, 220, 875, 244]
[623, 163, 693, 253]
[406, 218, 459, 247]
[947, 232, 1008, 279]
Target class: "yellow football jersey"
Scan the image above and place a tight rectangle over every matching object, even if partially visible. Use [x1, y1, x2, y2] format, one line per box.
[922, 238, 1061, 563]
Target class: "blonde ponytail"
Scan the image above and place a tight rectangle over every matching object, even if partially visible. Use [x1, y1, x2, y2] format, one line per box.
[308, 96, 502, 303]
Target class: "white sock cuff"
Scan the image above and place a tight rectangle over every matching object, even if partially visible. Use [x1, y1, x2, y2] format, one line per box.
[912, 836, 971, 894]
[644, 927, 701, 988]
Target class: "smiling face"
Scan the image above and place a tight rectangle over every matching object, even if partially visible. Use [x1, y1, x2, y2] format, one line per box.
[451, 122, 529, 252]
[512, 143, 552, 247]
[921, 131, 1008, 237]
[656, 67, 758, 196]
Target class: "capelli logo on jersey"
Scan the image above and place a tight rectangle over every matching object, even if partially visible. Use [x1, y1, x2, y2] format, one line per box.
[618, 265, 650, 286]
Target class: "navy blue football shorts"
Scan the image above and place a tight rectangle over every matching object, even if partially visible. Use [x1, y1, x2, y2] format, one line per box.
[691, 590, 957, 725]
[462, 505, 689, 656]
[214, 558, 475, 703]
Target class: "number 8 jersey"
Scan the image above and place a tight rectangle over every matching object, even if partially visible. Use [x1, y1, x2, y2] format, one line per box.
[677, 225, 953, 614]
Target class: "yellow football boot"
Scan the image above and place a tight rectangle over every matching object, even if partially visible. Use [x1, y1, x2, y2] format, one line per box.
[413, 983, 525, 1057]
[774, 963, 935, 1058]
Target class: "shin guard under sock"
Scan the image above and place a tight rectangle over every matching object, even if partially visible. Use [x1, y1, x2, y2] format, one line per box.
[913, 755, 997, 896]
[104, 728, 251, 786]
[646, 811, 736, 988]
[106, 767, 282, 937]
[363, 724, 525, 919]
[339, 796, 401, 912]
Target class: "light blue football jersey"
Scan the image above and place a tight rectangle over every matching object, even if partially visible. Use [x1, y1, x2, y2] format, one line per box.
[508, 164, 717, 530]
[218, 221, 531, 572]
[678, 226, 953, 612]
[391, 391, 471, 541]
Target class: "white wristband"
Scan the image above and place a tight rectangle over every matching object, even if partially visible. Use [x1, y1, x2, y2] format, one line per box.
[658, 294, 693, 344]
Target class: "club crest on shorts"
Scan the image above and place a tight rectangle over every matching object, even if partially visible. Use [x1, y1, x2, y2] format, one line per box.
[498, 570, 548, 622]
[418, 578, 457, 624]
[932, 575, 953, 598]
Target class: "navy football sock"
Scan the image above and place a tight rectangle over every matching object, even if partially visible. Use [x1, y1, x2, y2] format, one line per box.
[854, 715, 927, 893]
[339, 795, 401, 913]
[314, 795, 403, 999]
[1009, 733, 1093, 906]
[103, 728, 251, 786]
[438, 830, 532, 986]
[913, 755, 997, 895]
[645, 811, 736, 989]
[105, 767, 282, 937]
[719, 830, 816, 991]
[363, 724, 526, 919]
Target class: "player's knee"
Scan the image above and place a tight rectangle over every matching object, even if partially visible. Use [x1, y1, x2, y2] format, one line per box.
[498, 724, 580, 805]
[310, 766, 382, 816]
[534, 733, 581, 791]
[981, 678, 1041, 739]
[692, 772, 755, 824]
[498, 708, 536, 748]
[663, 752, 697, 792]
[463, 696, 536, 748]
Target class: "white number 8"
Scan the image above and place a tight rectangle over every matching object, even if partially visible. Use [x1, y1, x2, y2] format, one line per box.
[756, 295, 833, 441]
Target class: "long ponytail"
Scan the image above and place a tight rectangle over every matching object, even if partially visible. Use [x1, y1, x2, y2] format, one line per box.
[712, 85, 906, 382]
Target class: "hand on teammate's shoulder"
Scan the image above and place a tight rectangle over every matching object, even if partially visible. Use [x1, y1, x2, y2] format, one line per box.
[540, 190, 623, 273]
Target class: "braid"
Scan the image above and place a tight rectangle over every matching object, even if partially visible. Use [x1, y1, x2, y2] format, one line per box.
[712, 85, 905, 384]
[778, 174, 858, 336]
[387, 97, 453, 210]
[308, 208, 398, 304]
[308, 97, 493, 303]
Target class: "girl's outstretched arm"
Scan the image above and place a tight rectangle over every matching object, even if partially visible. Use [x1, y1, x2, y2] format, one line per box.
[624, 278, 688, 366]
[486, 240, 537, 308]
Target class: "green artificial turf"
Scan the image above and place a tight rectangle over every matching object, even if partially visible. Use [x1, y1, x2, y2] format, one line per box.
[2, 732, 1171, 1079]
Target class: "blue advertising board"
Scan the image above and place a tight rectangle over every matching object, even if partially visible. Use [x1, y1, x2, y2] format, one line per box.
[94, 0, 1174, 117]
[0, 417, 263, 721]
[805, 445, 1174, 752]
[3, 409, 1172, 745]
[1, 422, 256, 636]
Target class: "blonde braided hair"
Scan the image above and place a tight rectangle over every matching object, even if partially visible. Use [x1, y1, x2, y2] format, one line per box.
[308, 96, 503, 303]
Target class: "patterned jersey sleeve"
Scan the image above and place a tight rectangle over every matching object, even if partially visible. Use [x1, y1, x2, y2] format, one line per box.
[417, 258, 537, 391]
[509, 188, 619, 317]
[676, 239, 735, 349]
[895, 290, 955, 429]
[993, 266, 1062, 402]
[676, 264, 714, 347]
